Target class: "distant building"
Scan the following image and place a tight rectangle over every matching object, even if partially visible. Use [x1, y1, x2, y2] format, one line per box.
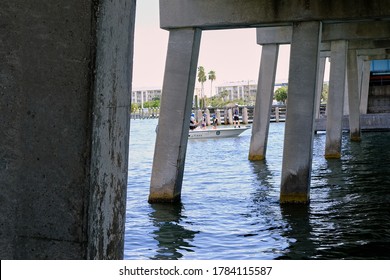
[370, 59, 390, 85]
[368, 59, 390, 113]
[215, 80, 258, 101]
[131, 87, 162, 106]
[215, 80, 288, 102]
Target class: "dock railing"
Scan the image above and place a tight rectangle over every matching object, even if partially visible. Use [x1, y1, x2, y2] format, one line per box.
[130, 104, 327, 122]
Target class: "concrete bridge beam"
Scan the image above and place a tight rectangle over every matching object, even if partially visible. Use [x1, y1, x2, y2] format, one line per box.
[160, 0, 389, 29]
[149, 28, 202, 203]
[248, 44, 279, 161]
[325, 40, 348, 158]
[323, 39, 390, 51]
[280, 21, 322, 204]
[257, 22, 390, 46]
[322, 21, 390, 42]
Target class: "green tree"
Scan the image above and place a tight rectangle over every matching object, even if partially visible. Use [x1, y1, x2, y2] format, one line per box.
[274, 86, 288, 104]
[208, 94, 226, 107]
[219, 90, 229, 102]
[197, 66, 207, 108]
[208, 70, 216, 96]
[208, 96, 220, 107]
[131, 102, 140, 113]
[143, 99, 160, 108]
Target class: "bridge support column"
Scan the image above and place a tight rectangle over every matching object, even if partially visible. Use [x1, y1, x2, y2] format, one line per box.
[344, 76, 350, 115]
[149, 28, 201, 203]
[359, 58, 371, 114]
[280, 21, 321, 204]
[1, 0, 135, 259]
[315, 56, 327, 119]
[325, 40, 348, 159]
[347, 49, 361, 141]
[249, 44, 279, 161]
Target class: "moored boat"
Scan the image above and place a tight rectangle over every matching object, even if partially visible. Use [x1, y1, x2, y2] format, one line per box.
[188, 126, 250, 139]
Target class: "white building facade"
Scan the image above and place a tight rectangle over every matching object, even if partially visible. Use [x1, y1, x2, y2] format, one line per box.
[131, 87, 162, 106]
[215, 80, 258, 101]
[215, 80, 288, 102]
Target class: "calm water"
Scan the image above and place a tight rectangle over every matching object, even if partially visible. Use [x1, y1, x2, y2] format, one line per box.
[125, 119, 390, 260]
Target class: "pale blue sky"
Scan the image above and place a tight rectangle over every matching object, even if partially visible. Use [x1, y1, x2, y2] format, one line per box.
[132, 0, 300, 92]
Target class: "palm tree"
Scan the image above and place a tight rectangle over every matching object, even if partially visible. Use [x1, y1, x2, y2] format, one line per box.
[197, 66, 207, 108]
[208, 70, 216, 97]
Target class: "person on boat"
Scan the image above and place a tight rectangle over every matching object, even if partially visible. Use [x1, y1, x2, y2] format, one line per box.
[212, 113, 218, 129]
[190, 113, 198, 130]
[201, 113, 207, 129]
[233, 104, 240, 128]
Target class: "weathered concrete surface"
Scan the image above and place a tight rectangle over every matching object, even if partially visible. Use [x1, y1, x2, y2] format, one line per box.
[87, 0, 135, 260]
[160, 0, 390, 29]
[149, 28, 201, 203]
[0, 0, 135, 259]
[280, 21, 322, 204]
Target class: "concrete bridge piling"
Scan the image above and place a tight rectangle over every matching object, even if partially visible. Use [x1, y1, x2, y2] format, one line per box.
[325, 40, 348, 159]
[148, 28, 202, 203]
[248, 44, 279, 161]
[1, 0, 136, 259]
[279, 21, 322, 203]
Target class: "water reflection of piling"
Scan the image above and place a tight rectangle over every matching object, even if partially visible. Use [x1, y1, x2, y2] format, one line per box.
[278, 204, 315, 259]
[149, 203, 199, 260]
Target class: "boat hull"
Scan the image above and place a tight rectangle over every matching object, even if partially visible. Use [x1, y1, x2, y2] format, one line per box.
[188, 126, 250, 139]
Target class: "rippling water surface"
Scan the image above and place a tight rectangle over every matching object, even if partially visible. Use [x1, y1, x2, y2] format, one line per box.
[125, 119, 390, 259]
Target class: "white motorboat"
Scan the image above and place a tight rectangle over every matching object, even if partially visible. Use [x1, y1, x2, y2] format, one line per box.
[188, 126, 250, 139]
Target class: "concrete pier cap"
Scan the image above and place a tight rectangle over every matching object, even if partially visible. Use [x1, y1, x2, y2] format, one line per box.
[154, 0, 390, 205]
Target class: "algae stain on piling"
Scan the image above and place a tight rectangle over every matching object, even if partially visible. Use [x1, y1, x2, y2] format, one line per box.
[280, 167, 310, 204]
